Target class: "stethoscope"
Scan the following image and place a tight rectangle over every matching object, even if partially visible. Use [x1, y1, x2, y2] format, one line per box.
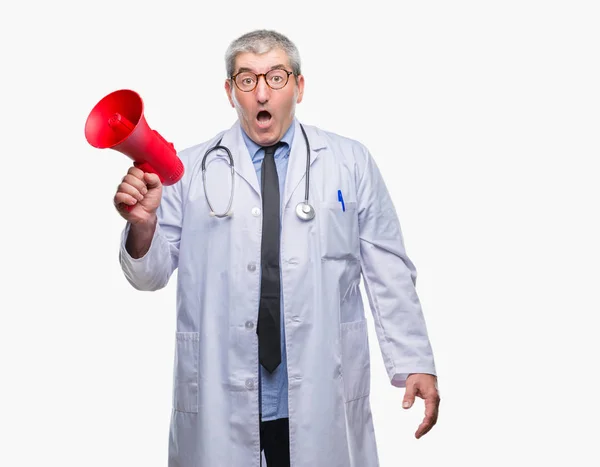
[201, 124, 315, 221]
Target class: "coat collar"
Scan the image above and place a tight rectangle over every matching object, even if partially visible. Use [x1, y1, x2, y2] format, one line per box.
[218, 119, 327, 209]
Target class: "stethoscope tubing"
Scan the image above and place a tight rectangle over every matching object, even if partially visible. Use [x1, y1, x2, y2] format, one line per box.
[201, 124, 314, 220]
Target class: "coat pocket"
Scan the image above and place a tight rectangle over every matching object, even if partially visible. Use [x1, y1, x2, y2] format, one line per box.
[319, 201, 359, 260]
[340, 319, 370, 402]
[173, 332, 200, 413]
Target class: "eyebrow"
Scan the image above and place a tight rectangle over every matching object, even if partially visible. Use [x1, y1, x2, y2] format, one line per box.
[235, 64, 288, 74]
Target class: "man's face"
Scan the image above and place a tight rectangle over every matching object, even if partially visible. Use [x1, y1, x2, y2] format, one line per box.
[225, 48, 304, 146]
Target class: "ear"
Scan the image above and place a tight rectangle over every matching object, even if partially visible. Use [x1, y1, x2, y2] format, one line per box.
[295, 74, 305, 104]
[225, 79, 235, 108]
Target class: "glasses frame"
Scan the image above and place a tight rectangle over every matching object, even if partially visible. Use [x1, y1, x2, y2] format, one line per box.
[230, 69, 294, 92]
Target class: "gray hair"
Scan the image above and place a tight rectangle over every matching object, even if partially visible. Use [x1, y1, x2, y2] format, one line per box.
[225, 30, 301, 78]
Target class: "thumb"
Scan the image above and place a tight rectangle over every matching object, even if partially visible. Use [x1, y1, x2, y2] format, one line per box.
[144, 172, 162, 189]
[403, 383, 416, 409]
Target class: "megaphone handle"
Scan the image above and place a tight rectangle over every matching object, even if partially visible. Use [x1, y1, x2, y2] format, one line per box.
[121, 161, 161, 212]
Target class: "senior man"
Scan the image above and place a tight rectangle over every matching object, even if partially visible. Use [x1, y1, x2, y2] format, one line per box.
[116, 29, 440, 467]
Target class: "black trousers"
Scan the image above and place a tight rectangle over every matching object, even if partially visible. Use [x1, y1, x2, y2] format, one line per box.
[260, 417, 290, 467]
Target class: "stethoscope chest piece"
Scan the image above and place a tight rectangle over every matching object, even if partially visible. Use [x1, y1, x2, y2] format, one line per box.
[296, 202, 315, 221]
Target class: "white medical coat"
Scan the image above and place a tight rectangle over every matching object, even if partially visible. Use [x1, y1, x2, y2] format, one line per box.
[119, 119, 437, 467]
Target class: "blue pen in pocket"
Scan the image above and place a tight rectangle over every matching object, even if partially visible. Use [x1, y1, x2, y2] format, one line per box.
[337, 190, 346, 212]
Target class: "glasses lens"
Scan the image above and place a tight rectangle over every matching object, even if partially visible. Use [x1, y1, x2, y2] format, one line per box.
[234, 70, 291, 91]
[235, 72, 257, 91]
[265, 70, 289, 89]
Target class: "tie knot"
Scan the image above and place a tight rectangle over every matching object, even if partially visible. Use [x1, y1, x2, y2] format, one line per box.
[262, 142, 282, 158]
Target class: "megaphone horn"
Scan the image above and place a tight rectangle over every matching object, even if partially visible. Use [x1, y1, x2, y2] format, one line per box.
[84, 89, 184, 187]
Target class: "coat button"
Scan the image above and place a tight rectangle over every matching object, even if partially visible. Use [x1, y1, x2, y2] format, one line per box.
[245, 379, 254, 390]
[252, 207, 261, 217]
[245, 320, 254, 330]
[247, 263, 257, 272]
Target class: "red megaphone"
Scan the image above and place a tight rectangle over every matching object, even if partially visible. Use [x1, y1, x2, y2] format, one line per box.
[84, 89, 184, 190]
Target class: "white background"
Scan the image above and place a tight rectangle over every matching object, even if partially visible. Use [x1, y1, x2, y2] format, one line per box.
[1, 1, 599, 466]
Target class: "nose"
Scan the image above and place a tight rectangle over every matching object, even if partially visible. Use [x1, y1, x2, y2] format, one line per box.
[255, 75, 270, 103]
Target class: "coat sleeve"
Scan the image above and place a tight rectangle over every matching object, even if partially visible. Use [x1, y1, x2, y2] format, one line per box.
[356, 145, 436, 388]
[118, 175, 183, 291]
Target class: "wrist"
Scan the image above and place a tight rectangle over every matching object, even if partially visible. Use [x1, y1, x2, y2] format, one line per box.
[130, 213, 157, 229]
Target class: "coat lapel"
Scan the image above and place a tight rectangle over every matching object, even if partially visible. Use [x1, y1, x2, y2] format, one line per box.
[283, 120, 327, 210]
[219, 121, 261, 198]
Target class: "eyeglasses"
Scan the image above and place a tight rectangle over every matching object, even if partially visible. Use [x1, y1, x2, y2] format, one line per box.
[231, 69, 294, 92]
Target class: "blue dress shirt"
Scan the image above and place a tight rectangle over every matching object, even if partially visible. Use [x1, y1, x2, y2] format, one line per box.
[240, 121, 295, 421]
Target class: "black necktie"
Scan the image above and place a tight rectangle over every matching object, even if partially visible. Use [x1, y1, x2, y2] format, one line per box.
[258, 144, 282, 373]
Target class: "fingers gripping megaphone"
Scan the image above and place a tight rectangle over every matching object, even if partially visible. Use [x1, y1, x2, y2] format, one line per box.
[84, 89, 184, 209]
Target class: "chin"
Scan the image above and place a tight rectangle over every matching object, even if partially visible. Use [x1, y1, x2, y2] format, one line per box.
[256, 128, 278, 144]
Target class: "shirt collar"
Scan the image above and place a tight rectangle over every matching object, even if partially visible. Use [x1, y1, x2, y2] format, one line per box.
[241, 118, 296, 162]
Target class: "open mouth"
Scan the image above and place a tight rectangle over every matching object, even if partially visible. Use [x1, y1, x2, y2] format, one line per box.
[256, 110, 272, 127]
